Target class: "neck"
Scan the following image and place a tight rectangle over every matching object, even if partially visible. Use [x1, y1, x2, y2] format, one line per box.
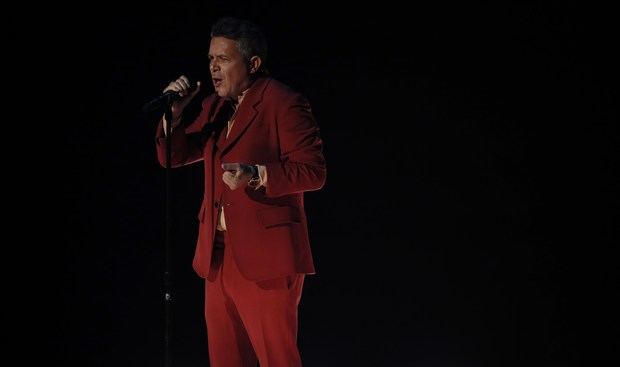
[229, 83, 252, 108]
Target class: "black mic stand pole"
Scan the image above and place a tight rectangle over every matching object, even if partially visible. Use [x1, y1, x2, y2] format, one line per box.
[163, 95, 175, 367]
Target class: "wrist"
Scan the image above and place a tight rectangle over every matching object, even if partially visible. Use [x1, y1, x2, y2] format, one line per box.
[248, 165, 261, 188]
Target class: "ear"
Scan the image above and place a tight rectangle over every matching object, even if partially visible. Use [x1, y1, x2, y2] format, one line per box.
[249, 56, 262, 74]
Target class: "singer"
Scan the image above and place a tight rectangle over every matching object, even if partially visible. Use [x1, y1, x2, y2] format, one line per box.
[153, 16, 326, 367]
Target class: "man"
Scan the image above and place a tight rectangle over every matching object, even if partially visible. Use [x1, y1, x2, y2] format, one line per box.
[154, 16, 326, 367]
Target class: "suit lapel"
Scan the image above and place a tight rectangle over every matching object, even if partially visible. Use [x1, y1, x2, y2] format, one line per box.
[219, 78, 269, 157]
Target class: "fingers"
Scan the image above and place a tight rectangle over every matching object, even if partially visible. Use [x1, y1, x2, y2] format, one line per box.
[222, 170, 241, 190]
[163, 75, 198, 97]
[222, 170, 235, 185]
[176, 75, 192, 90]
[221, 163, 252, 190]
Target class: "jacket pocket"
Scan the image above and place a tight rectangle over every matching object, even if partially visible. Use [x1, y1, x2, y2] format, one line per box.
[257, 206, 301, 228]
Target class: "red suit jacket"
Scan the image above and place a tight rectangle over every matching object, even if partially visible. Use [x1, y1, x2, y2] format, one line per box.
[156, 77, 326, 281]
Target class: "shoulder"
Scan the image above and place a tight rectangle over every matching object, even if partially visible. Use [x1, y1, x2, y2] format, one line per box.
[259, 78, 309, 105]
[263, 78, 293, 94]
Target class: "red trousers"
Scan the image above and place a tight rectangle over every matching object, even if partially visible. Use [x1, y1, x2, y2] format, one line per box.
[205, 231, 305, 367]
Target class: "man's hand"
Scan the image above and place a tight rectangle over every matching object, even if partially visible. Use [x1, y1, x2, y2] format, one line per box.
[162, 75, 201, 130]
[222, 163, 257, 190]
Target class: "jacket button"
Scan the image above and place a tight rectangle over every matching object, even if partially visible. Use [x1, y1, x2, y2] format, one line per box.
[214, 201, 219, 208]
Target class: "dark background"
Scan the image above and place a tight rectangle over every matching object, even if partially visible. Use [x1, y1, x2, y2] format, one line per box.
[51, 1, 617, 366]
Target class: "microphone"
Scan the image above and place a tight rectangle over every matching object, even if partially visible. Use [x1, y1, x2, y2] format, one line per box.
[142, 81, 198, 113]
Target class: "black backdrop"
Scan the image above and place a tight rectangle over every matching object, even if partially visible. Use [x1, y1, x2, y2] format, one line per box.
[52, 1, 617, 366]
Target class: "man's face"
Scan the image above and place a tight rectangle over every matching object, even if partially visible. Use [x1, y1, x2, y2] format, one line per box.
[209, 36, 251, 100]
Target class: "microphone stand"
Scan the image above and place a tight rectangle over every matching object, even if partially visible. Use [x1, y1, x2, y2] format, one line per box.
[144, 87, 206, 367]
[163, 95, 175, 367]
[143, 89, 182, 367]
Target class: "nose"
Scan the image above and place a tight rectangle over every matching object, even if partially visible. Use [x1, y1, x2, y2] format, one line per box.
[210, 60, 220, 72]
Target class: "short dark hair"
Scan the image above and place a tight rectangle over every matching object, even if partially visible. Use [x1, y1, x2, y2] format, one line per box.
[211, 17, 268, 75]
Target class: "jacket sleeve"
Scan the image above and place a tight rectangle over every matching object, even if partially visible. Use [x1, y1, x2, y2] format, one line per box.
[264, 93, 326, 197]
[154, 99, 214, 167]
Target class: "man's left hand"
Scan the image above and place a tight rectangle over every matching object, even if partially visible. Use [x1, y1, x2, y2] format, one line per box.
[222, 163, 256, 190]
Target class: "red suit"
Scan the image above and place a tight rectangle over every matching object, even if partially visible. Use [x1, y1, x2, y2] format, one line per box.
[156, 77, 326, 366]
